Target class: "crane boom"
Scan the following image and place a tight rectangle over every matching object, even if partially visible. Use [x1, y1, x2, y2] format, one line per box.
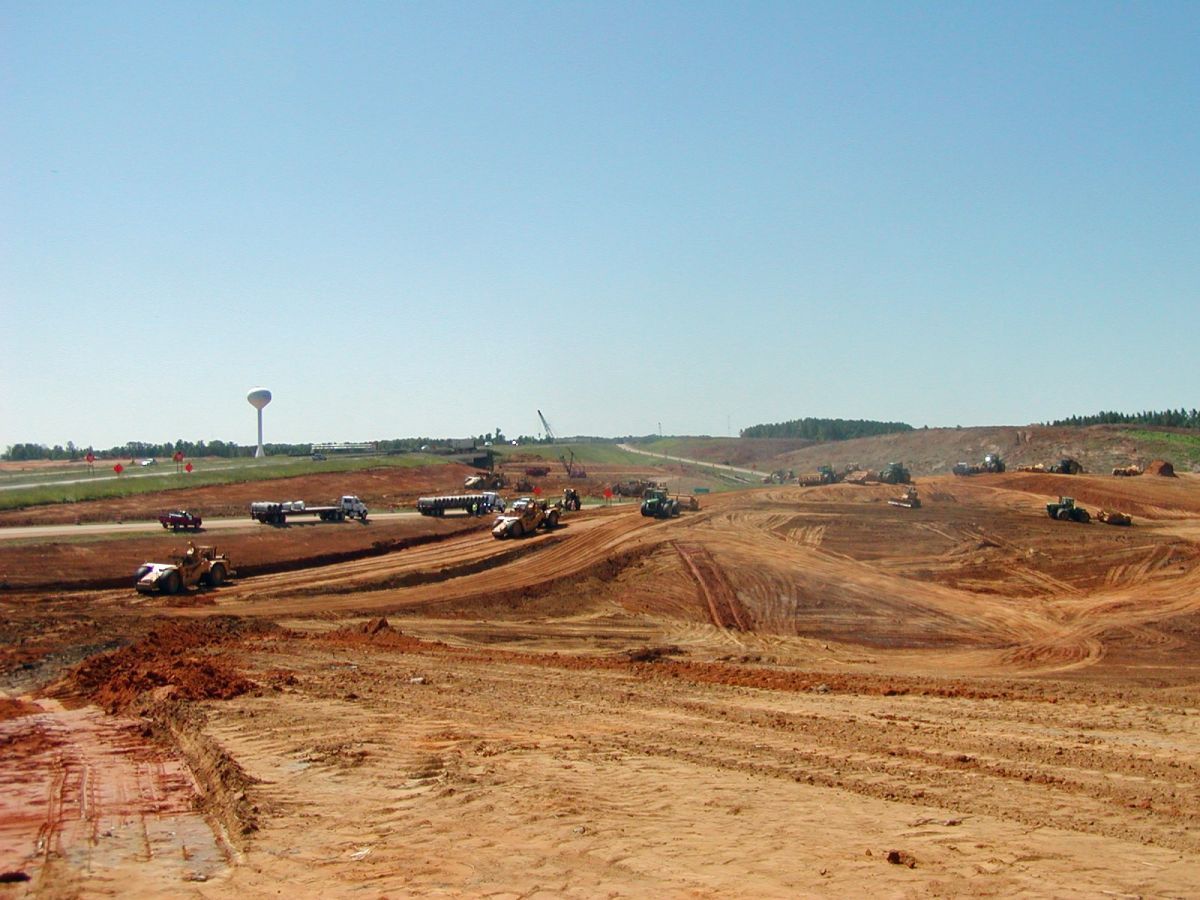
[537, 409, 556, 442]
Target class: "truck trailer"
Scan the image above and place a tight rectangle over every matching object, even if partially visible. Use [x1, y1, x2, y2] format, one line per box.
[250, 495, 369, 525]
[416, 492, 506, 517]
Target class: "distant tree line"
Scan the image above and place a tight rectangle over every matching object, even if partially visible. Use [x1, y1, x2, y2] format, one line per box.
[1050, 409, 1200, 429]
[740, 418, 913, 441]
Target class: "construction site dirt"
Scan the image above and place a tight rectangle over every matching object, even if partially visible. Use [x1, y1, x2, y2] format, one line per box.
[2, 471, 1199, 896]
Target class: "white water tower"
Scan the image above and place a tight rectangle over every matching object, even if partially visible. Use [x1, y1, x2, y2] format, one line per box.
[247, 388, 272, 458]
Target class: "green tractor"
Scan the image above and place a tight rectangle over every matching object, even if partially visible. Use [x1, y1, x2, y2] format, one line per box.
[878, 462, 911, 485]
[641, 488, 680, 518]
[1046, 496, 1090, 523]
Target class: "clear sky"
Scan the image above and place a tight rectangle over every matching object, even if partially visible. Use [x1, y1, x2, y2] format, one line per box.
[3, 1, 1197, 450]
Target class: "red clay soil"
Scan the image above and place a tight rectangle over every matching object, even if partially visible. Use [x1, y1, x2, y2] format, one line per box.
[0, 515, 483, 591]
[57, 618, 271, 713]
[0, 462, 666, 528]
[1145, 459, 1176, 477]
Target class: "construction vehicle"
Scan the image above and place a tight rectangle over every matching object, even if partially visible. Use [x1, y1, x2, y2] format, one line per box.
[560, 449, 587, 479]
[416, 492, 506, 517]
[762, 469, 794, 484]
[1017, 463, 1047, 473]
[612, 479, 658, 497]
[1097, 509, 1132, 526]
[641, 488, 680, 518]
[1112, 465, 1142, 477]
[1048, 458, 1084, 475]
[1046, 497, 1091, 523]
[159, 510, 202, 531]
[562, 488, 582, 511]
[250, 496, 368, 525]
[524, 466, 551, 477]
[888, 486, 921, 509]
[491, 497, 560, 538]
[878, 462, 912, 485]
[640, 488, 700, 518]
[793, 465, 840, 487]
[464, 471, 506, 490]
[954, 454, 1005, 477]
[514, 474, 535, 492]
[134, 544, 235, 594]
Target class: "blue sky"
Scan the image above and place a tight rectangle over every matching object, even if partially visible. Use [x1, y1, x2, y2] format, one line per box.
[3, 1, 1197, 450]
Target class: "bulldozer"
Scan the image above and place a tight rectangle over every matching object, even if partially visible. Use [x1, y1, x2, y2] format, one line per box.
[878, 462, 911, 485]
[1097, 509, 1132, 526]
[888, 486, 921, 509]
[135, 544, 235, 594]
[1046, 497, 1091, 523]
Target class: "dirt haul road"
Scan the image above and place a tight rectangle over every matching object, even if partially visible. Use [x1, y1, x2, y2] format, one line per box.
[1, 473, 1199, 895]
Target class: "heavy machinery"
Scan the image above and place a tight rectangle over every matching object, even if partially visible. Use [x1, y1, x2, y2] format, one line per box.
[560, 449, 587, 479]
[641, 488, 680, 518]
[250, 496, 368, 525]
[492, 497, 560, 538]
[1097, 509, 1132, 526]
[514, 474, 535, 492]
[1048, 458, 1084, 475]
[954, 454, 1005, 477]
[524, 466, 551, 477]
[417, 493, 506, 517]
[135, 544, 235, 594]
[878, 462, 912, 485]
[464, 471, 506, 490]
[1112, 465, 1142, 477]
[795, 465, 841, 487]
[612, 479, 658, 497]
[1046, 497, 1091, 523]
[640, 488, 700, 518]
[888, 486, 921, 509]
[562, 488, 582, 511]
[763, 469, 794, 484]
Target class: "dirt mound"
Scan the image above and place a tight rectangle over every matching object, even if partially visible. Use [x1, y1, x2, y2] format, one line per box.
[58, 617, 271, 712]
[1145, 459, 1176, 477]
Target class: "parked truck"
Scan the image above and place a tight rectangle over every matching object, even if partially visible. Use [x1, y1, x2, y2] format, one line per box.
[250, 495, 369, 525]
[416, 492, 506, 517]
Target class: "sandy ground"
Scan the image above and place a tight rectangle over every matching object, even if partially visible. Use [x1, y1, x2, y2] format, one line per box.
[1, 472, 1198, 896]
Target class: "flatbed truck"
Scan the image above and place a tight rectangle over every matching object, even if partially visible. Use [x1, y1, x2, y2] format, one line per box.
[250, 495, 368, 525]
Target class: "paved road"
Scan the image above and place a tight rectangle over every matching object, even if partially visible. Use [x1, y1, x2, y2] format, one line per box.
[0, 510, 426, 542]
[617, 444, 762, 481]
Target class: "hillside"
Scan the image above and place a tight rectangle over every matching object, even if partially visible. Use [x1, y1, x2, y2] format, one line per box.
[651, 425, 1200, 477]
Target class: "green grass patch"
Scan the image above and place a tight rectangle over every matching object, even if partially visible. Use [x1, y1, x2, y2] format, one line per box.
[492, 442, 649, 467]
[1122, 430, 1200, 465]
[0, 454, 447, 511]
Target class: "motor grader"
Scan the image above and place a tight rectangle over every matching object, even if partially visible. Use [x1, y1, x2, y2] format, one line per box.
[491, 497, 560, 539]
[135, 544, 235, 594]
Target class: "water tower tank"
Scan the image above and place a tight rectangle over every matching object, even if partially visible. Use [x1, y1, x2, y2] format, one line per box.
[247, 388, 272, 457]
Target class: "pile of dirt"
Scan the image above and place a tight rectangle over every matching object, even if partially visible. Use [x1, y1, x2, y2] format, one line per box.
[57, 617, 272, 712]
[1145, 459, 1176, 477]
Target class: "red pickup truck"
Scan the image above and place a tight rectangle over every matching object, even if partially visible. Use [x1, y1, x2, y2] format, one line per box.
[159, 510, 202, 531]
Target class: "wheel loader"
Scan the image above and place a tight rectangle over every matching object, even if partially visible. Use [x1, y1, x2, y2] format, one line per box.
[135, 544, 235, 594]
[1046, 497, 1090, 523]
